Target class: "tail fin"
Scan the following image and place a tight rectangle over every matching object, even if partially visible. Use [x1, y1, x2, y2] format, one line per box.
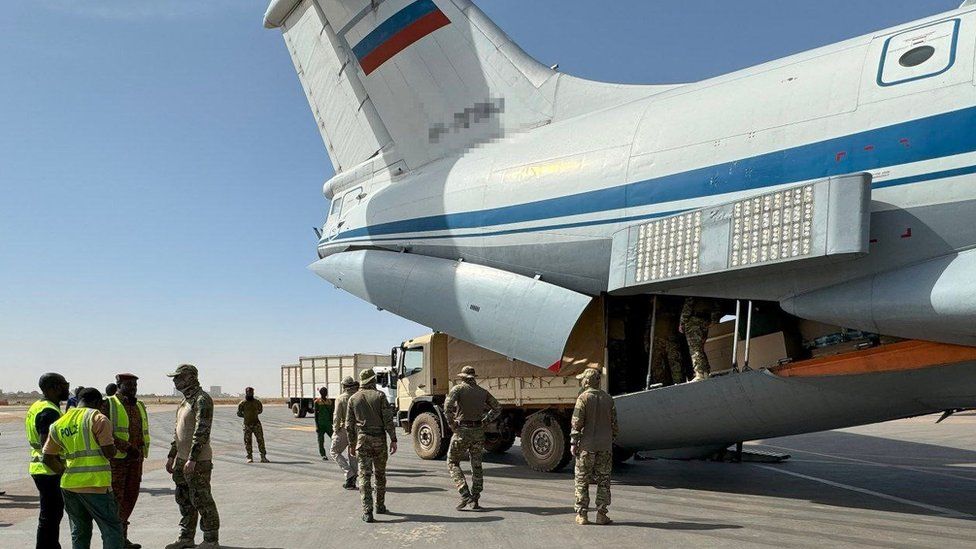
[266, 0, 561, 173]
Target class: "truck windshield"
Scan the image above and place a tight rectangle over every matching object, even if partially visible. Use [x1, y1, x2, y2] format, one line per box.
[403, 347, 423, 376]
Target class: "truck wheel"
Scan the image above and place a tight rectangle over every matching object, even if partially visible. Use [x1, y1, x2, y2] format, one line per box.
[412, 412, 449, 460]
[291, 403, 301, 418]
[296, 402, 308, 418]
[520, 411, 571, 472]
[484, 432, 516, 454]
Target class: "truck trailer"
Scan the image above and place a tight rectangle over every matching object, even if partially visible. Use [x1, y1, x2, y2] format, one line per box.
[281, 353, 395, 417]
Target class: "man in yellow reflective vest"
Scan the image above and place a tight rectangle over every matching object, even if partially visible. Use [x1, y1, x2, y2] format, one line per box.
[101, 373, 150, 549]
[26, 372, 71, 549]
[43, 387, 124, 549]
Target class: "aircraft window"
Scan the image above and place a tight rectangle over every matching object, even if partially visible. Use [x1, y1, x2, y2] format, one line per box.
[403, 347, 424, 376]
[899, 45, 935, 68]
[339, 186, 362, 218]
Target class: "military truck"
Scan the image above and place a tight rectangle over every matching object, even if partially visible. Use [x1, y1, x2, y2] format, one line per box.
[281, 354, 394, 417]
[392, 301, 608, 472]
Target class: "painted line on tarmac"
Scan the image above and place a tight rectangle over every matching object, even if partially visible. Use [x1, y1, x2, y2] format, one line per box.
[761, 443, 976, 484]
[752, 464, 973, 519]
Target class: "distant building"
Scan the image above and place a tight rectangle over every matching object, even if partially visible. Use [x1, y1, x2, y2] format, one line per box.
[210, 385, 222, 397]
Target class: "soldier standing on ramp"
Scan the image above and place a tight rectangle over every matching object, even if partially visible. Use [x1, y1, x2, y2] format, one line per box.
[165, 364, 220, 549]
[444, 366, 500, 510]
[237, 387, 269, 463]
[570, 368, 618, 526]
[679, 297, 725, 381]
[347, 369, 397, 523]
[331, 377, 359, 489]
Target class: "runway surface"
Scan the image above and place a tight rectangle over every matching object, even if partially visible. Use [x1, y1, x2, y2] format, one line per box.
[1, 404, 974, 548]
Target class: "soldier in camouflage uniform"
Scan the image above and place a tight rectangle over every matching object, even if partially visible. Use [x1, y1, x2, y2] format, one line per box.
[444, 366, 501, 510]
[346, 368, 398, 523]
[645, 297, 687, 385]
[570, 368, 618, 526]
[165, 364, 220, 549]
[237, 387, 269, 463]
[679, 297, 725, 381]
[331, 376, 359, 489]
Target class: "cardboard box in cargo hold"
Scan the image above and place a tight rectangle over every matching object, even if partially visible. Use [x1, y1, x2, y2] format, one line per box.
[705, 329, 791, 371]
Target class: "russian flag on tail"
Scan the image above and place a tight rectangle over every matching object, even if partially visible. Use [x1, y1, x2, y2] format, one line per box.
[352, 0, 451, 75]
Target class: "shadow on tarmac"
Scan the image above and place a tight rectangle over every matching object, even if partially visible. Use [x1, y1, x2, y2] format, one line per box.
[380, 511, 503, 524]
[612, 521, 743, 530]
[219, 546, 286, 549]
[480, 430, 976, 519]
[0, 493, 39, 509]
[140, 487, 176, 497]
[385, 486, 446, 493]
[475, 505, 574, 516]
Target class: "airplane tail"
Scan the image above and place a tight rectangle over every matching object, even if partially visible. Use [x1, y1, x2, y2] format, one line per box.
[265, 0, 663, 175]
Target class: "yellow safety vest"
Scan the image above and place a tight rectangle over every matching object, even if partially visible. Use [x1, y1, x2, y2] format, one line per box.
[25, 400, 62, 476]
[48, 408, 112, 490]
[106, 395, 151, 459]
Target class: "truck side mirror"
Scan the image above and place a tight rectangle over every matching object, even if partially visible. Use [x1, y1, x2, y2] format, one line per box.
[391, 346, 398, 368]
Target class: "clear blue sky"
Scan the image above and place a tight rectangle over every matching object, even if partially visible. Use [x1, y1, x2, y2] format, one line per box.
[0, 0, 960, 395]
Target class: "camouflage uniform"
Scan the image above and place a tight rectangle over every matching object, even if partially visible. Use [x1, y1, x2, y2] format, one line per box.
[571, 369, 618, 523]
[444, 367, 501, 504]
[346, 371, 397, 517]
[166, 365, 220, 546]
[653, 337, 685, 385]
[680, 297, 724, 380]
[330, 380, 359, 486]
[237, 398, 266, 460]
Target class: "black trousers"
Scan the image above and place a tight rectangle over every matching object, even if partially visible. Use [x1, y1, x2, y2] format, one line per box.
[32, 473, 64, 549]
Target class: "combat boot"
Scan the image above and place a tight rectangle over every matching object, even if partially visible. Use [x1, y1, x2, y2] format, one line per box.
[245, 457, 253, 463]
[260, 455, 270, 463]
[343, 477, 357, 490]
[362, 511, 374, 523]
[196, 542, 220, 549]
[456, 493, 472, 510]
[164, 538, 195, 549]
[575, 512, 589, 525]
[471, 496, 482, 510]
[375, 504, 389, 514]
[123, 539, 142, 549]
[595, 510, 613, 525]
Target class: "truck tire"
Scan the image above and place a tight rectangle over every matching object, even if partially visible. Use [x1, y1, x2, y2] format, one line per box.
[520, 411, 571, 472]
[484, 432, 516, 454]
[412, 412, 449, 460]
[291, 403, 301, 418]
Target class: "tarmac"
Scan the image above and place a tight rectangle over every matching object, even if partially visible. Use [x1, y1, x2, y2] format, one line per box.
[1, 404, 974, 548]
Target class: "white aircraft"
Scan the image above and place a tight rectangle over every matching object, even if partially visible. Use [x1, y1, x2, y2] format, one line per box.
[265, 0, 976, 456]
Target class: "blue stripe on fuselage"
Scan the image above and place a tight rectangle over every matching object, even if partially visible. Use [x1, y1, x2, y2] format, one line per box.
[333, 105, 976, 242]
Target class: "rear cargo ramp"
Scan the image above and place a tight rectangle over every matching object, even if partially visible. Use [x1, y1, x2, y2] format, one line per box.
[613, 345, 976, 453]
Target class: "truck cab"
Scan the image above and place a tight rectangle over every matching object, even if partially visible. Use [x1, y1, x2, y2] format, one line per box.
[393, 331, 606, 471]
[393, 334, 453, 460]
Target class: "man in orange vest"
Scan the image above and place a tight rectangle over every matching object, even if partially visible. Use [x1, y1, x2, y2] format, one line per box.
[25, 372, 70, 549]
